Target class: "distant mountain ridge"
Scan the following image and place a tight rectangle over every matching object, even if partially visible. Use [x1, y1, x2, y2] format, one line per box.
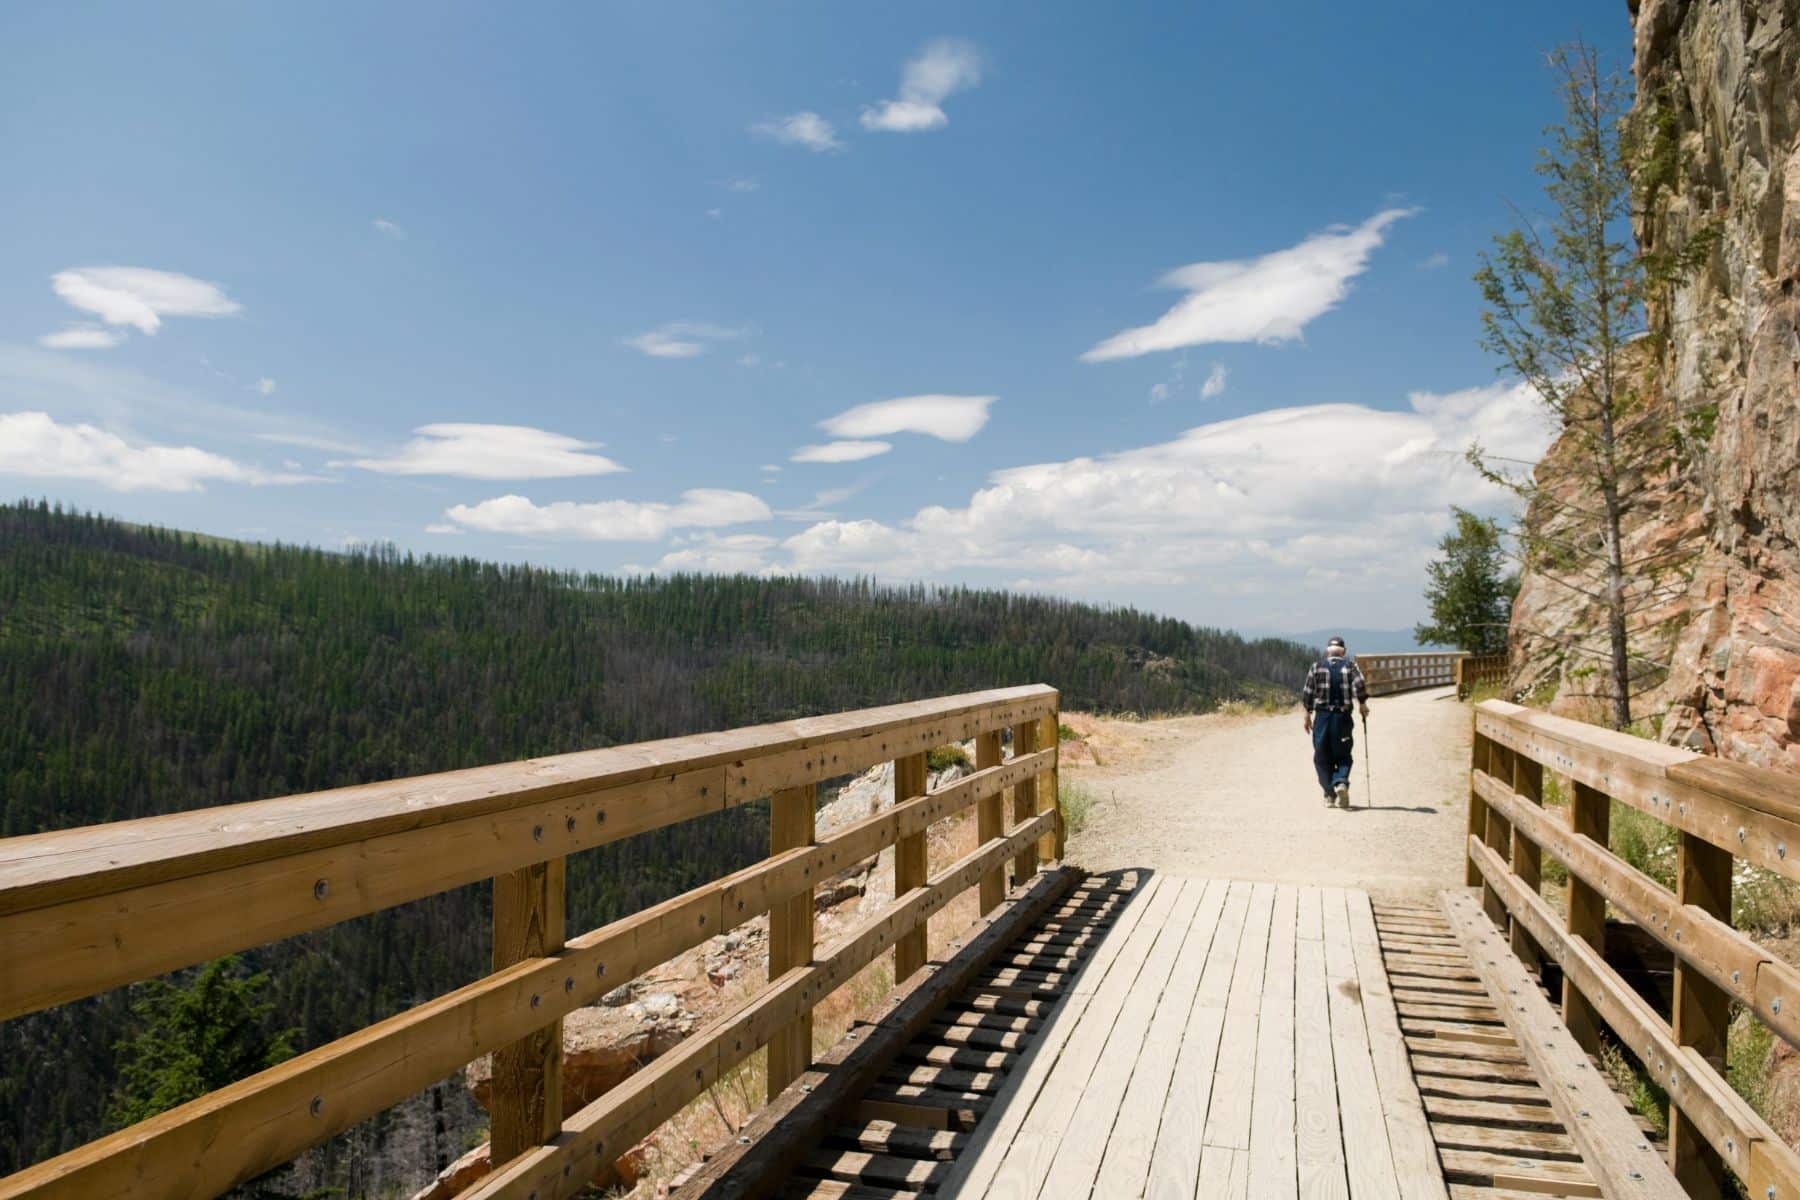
[1269, 628, 1451, 655]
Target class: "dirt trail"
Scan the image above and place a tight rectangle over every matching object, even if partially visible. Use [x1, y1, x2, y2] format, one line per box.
[1062, 686, 1471, 904]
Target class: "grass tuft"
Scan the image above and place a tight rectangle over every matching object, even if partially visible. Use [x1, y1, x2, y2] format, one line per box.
[1058, 779, 1096, 839]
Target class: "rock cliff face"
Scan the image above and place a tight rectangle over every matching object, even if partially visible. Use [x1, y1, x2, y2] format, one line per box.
[1511, 0, 1800, 770]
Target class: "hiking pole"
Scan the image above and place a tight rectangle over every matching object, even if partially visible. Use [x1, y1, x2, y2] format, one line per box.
[1362, 708, 1372, 808]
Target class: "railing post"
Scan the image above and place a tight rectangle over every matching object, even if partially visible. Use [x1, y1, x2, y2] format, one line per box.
[1481, 741, 1515, 930]
[766, 784, 815, 1100]
[490, 856, 566, 1164]
[975, 730, 1005, 915]
[1011, 718, 1040, 887]
[1040, 708, 1062, 864]
[893, 753, 929, 982]
[1564, 780, 1610, 1053]
[1509, 751, 1544, 973]
[1670, 830, 1733, 1198]
[1467, 731, 1492, 890]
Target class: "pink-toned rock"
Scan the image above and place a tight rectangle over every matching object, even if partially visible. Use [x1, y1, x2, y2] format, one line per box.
[1510, 0, 1800, 774]
[409, 1144, 490, 1200]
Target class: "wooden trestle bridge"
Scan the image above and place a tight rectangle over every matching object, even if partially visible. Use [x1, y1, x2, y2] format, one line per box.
[2, 662, 1798, 1199]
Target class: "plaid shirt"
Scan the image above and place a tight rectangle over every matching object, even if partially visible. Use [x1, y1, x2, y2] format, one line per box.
[1300, 656, 1368, 711]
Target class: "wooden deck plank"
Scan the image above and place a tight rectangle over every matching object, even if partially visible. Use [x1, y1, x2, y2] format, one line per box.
[1035, 879, 1207, 1200]
[1094, 879, 1229, 1195]
[1321, 886, 1403, 1200]
[940, 873, 1171, 1197]
[1295, 930, 1349, 1200]
[1143, 882, 1246, 1200]
[1205, 881, 1276, 1152]
[1248, 884, 1300, 1199]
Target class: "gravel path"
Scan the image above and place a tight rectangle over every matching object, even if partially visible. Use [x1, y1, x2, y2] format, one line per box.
[1062, 686, 1472, 904]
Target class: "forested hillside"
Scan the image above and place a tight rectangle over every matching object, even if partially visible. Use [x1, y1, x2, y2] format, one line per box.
[0, 500, 1310, 1184]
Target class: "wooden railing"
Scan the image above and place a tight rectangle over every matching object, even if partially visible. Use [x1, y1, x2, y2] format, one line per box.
[1466, 699, 1800, 1198]
[1356, 651, 1465, 695]
[0, 684, 1062, 1200]
[1454, 653, 1507, 698]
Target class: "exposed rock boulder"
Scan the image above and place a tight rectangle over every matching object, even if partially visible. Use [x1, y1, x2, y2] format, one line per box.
[1512, 0, 1800, 770]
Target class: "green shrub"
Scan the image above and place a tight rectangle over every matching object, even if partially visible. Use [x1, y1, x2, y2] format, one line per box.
[1610, 800, 1678, 891]
[1059, 779, 1096, 838]
[926, 745, 971, 774]
[1057, 723, 1081, 743]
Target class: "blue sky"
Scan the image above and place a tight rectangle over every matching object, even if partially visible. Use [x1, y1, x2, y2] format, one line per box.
[0, 2, 1625, 631]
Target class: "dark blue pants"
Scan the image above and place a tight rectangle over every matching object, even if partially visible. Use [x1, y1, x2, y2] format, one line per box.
[1312, 709, 1355, 795]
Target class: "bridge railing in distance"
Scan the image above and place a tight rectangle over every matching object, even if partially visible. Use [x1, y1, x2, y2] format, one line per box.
[0, 684, 1062, 1200]
[1454, 653, 1507, 698]
[1466, 699, 1800, 1198]
[1355, 651, 1466, 695]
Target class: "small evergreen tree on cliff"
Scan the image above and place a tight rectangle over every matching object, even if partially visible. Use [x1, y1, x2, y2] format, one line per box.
[1470, 43, 1696, 729]
[109, 955, 295, 1130]
[1416, 509, 1517, 655]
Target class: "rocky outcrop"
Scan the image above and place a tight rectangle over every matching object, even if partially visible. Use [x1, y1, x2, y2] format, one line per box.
[1512, 0, 1800, 770]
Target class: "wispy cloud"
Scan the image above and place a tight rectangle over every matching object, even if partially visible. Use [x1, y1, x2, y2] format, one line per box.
[255, 431, 370, 456]
[791, 440, 892, 463]
[0, 410, 317, 492]
[351, 423, 626, 480]
[373, 218, 406, 239]
[820, 394, 995, 442]
[1418, 252, 1450, 271]
[445, 489, 771, 540]
[38, 326, 123, 351]
[257, 377, 277, 396]
[862, 39, 983, 133]
[1200, 363, 1229, 399]
[725, 177, 760, 192]
[621, 321, 749, 359]
[1081, 208, 1416, 361]
[750, 112, 843, 153]
[46, 267, 241, 343]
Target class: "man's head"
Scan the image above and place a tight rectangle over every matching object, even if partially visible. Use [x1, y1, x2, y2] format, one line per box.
[1326, 636, 1347, 658]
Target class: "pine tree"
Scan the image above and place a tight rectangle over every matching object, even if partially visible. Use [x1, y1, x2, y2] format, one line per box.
[1415, 509, 1516, 655]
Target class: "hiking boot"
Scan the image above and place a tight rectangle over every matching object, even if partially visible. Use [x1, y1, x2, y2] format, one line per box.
[1334, 783, 1350, 808]
[1323, 792, 1335, 807]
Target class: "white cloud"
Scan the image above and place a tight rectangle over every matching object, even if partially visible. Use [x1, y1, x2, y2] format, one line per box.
[622, 321, 748, 359]
[39, 326, 123, 350]
[820, 394, 994, 442]
[706, 208, 723, 220]
[650, 532, 781, 574]
[373, 218, 406, 239]
[254, 431, 369, 455]
[257, 377, 277, 396]
[760, 463, 783, 474]
[352, 423, 626, 480]
[1081, 208, 1416, 361]
[861, 39, 982, 133]
[641, 382, 1553, 625]
[1419, 252, 1450, 271]
[750, 112, 843, 153]
[424, 523, 463, 535]
[0, 411, 315, 492]
[1200, 363, 1229, 399]
[791, 440, 892, 463]
[726, 177, 760, 192]
[445, 489, 771, 540]
[49, 267, 241, 336]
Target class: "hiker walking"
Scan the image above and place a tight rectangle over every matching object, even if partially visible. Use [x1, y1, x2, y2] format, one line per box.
[1301, 636, 1370, 808]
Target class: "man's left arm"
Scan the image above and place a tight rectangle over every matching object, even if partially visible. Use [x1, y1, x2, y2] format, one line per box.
[1352, 661, 1370, 714]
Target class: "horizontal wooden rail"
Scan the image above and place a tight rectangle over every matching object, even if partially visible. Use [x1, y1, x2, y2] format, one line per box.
[1356, 651, 1464, 696]
[1465, 699, 1800, 1198]
[0, 687, 1062, 1200]
[460, 809, 1060, 1200]
[0, 685, 1057, 1020]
